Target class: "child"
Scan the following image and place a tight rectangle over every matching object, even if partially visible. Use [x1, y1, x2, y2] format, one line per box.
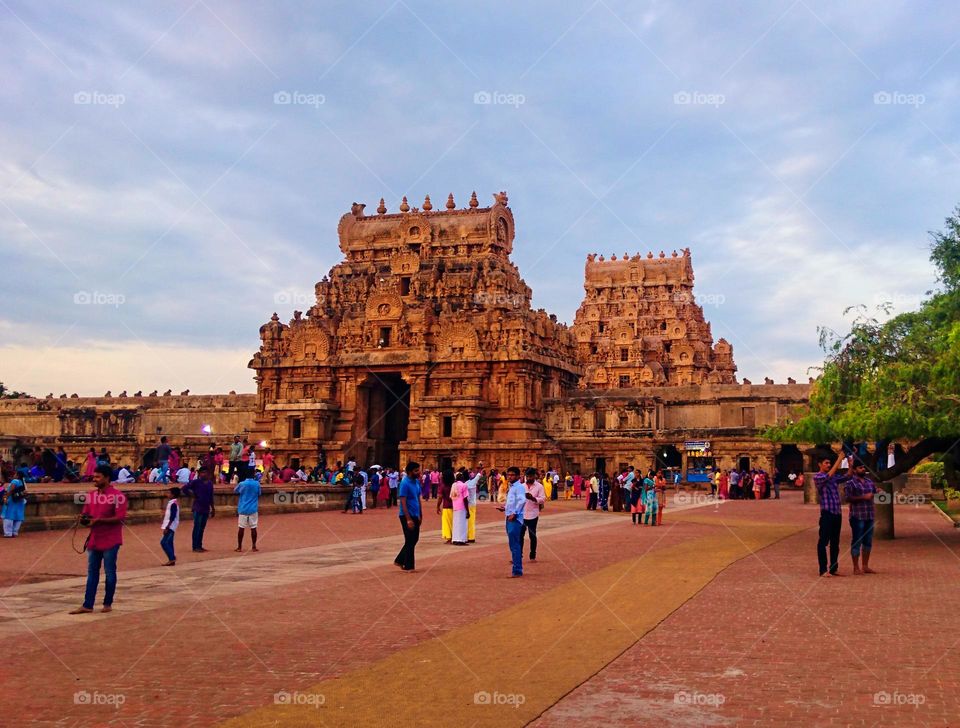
[1, 479, 27, 537]
[234, 474, 261, 552]
[629, 479, 644, 525]
[350, 479, 363, 514]
[161, 486, 180, 565]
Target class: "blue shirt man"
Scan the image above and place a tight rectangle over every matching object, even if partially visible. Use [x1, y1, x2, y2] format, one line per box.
[234, 477, 261, 552]
[394, 463, 423, 571]
[398, 474, 421, 519]
[500, 467, 527, 577]
[235, 478, 261, 515]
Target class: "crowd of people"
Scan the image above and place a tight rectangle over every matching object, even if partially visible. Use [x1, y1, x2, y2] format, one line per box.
[0, 436, 829, 612]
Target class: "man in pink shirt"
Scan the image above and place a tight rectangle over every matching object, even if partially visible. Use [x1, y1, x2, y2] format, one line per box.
[520, 467, 546, 561]
[70, 464, 128, 614]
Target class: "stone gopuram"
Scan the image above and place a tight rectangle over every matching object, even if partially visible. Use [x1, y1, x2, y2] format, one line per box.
[0, 190, 815, 482]
[574, 250, 736, 389]
[248, 192, 581, 471]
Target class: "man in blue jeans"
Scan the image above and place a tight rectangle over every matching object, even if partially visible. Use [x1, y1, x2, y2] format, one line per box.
[70, 464, 128, 614]
[182, 467, 215, 552]
[845, 459, 879, 575]
[498, 466, 526, 577]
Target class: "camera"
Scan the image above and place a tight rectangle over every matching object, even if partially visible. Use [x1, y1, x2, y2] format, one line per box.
[79, 514, 91, 527]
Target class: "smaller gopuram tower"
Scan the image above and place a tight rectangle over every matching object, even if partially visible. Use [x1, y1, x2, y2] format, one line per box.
[572, 249, 737, 389]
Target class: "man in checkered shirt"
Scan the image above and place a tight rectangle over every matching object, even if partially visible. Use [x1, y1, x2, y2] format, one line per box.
[813, 453, 847, 576]
[844, 459, 879, 575]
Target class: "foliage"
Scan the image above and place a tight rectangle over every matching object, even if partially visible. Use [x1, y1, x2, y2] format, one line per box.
[915, 461, 946, 490]
[766, 205, 960, 485]
[0, 382, 31, 399]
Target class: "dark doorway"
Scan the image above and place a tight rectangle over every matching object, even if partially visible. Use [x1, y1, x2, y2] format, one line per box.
[439, 454, 453, 471]
[142, 447, 157, 469]
[738, 456, 751, 471]
[594, 457, 606, 476]
[776, 444, 804, 479]
[656, 445, 682, 471]
[364, 372, 410, 470]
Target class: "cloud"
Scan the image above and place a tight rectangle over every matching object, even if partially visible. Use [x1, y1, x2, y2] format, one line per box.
[1, 0, 958, 392]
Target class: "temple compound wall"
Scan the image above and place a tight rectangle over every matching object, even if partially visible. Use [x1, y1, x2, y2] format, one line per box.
[0, 394, 256, 468]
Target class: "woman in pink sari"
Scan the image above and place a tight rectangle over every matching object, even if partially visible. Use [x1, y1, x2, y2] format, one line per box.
[82, 448, 97, 481]
[573, 473, 583, 499]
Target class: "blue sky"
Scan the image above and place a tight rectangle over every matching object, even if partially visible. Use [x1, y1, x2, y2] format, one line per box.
[1, 0, 958, 395]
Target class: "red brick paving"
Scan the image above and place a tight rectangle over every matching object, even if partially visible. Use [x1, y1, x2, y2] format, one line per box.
[3, 493, 958, 726]
[534, 495, 960, 727]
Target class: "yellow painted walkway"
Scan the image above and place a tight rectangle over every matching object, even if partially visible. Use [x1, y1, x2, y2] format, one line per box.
[224, 517, 802, 727]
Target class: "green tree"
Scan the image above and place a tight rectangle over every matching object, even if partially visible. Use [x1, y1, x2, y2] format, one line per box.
[767, 205, 960, 488]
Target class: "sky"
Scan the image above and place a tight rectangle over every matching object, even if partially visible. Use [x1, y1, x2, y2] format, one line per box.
[1, 0, 958, 396]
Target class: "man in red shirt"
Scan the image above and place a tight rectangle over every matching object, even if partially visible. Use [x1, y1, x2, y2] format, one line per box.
[70, 464, 128, 614]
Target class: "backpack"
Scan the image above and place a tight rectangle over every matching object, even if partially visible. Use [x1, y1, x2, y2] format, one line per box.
[9, 483, 26, 502]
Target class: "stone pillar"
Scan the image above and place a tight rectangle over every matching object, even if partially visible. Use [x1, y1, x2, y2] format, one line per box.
[874, 476, 897, 540]
[803, 471, 818, 505]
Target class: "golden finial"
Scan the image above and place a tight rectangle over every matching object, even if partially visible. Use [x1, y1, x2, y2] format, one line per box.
[399, 196, 410, 213]
[446, 193, 456, 209]
[469, 191, 479, 208]
[423, 195, 432, 211]
[377, 198, 386, 215]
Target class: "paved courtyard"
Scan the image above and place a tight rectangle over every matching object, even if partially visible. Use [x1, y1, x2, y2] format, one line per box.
[1, 491, 958, 726]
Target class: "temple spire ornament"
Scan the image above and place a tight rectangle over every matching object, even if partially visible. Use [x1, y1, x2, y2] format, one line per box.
[399, 196, 410, 213]
[423, 194, 432, 211]
[377, 198, 386, 215]
[446, 193, 456, 209]
[469, 191, 479, 208]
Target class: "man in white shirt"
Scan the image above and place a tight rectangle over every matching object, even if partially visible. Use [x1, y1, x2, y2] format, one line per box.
[462, 465, 483, 542]
[148, 467, 161, 483]
[116, 466, 135, 484]
[176, 466, 192, 484]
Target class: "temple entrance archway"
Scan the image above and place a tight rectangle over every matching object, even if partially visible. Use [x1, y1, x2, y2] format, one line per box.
[776, 444, 804, 479]
[359, 372, 410, 470]
[655, 445, 682, 471]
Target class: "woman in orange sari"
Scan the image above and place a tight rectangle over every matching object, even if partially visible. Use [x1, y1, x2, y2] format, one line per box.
[718, 469, 729, 500]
